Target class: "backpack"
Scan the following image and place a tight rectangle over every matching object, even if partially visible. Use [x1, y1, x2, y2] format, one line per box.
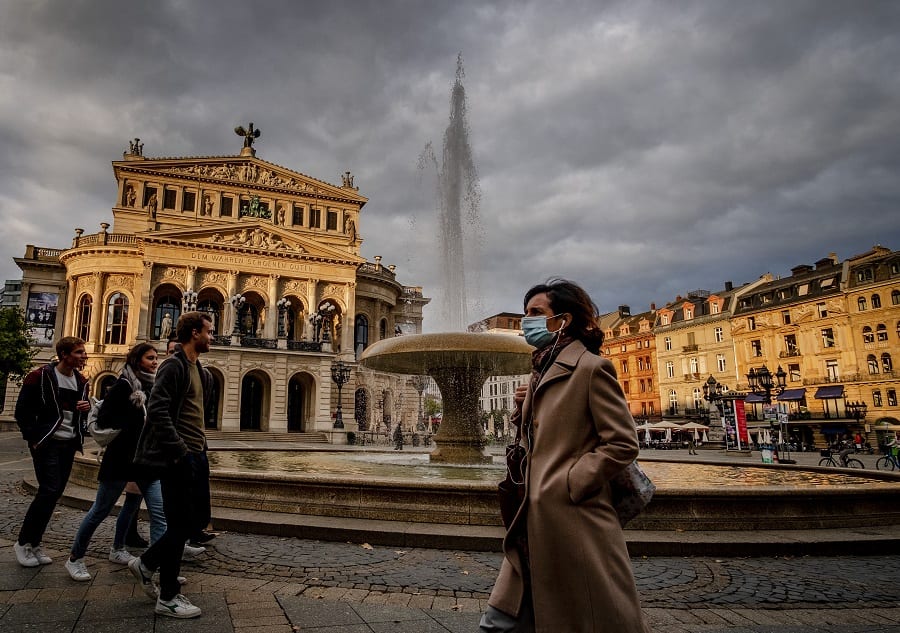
[87, 396, 121, 447]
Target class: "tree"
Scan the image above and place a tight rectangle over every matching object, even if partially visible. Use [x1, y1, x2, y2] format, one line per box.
[424, 395, 442, 418]
[0, 308, 37, 384]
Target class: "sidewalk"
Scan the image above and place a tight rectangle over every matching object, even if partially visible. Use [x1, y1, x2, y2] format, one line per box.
[3, 432, 900, 631]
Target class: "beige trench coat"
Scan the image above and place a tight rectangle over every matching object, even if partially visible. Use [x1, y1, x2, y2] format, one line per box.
[488, 340, 651, 632]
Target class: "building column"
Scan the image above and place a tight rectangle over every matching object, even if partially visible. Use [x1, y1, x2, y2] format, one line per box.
[342, 282, 356, 359]
[265, 274, 279, 339]
[226, 270, 239, 333]
[87, 272, 106, 352]
[64, 277, 77, 337]
[137, 262, 154, 341]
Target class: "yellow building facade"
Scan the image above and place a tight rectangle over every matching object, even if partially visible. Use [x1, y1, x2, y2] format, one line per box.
[3, 134, 429, 441]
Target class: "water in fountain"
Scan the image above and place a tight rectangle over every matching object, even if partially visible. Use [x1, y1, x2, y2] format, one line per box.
[419, 54, 481, 331]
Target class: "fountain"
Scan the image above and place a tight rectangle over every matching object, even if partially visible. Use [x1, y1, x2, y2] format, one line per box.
[360, 332, 531, 463]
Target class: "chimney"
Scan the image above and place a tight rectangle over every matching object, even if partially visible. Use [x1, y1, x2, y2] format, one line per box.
[650, 302, 656, 311]
[618, 305, 631, 318]
[725, 281, 733, 291]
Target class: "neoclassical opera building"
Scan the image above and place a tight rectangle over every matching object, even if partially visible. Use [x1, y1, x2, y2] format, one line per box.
[2, 130, 429, 441]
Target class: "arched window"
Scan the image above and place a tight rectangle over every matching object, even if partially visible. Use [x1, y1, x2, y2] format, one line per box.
[892, 290, 900, 306]
[872, 294, 882, 309]
[105, 292, 129, 345]
[669, 390, 679, 414]
[153, 293, 181, 340]
[883, 353, 893, 373]
[76, 295, 91, 342]
[877, 324, 888, 341]
[863, 326, 874, 344]
[197, 299, 221, 336]
[354, 315, 369, 356]
[867, 354, 879, 374]
[379, 318, 387, 340]
[873, 390, 883, 407]
[858, 296, 867, 311]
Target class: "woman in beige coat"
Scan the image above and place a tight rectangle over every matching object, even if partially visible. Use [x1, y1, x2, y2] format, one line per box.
[480, 279, 651, 633]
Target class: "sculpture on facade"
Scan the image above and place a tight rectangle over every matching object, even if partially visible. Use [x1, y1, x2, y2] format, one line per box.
[160, 313, 173, 339]
[234, 122, 261, 148]
[203, 195, 213, 216]
[146, 193, 158, 218]
[125, 185, 137, 207]
[128, 138, 144, 156]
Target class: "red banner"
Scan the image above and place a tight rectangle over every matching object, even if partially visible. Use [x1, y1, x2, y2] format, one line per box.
[735, 399, 749, 446]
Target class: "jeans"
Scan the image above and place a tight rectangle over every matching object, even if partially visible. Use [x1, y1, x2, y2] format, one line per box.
[141, 455, 203, 601]
[116, 480, 166, 547]
[70, 478, 165, 559]
[19, 438, 78, 547]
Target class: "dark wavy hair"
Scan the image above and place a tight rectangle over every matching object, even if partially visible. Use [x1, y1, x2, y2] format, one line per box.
[125, 342, 157, 372]
[524, 279, 604, 354]
[176, 311, 212, 344]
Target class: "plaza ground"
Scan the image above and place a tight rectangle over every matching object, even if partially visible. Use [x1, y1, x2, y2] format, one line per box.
[2, 431, 899, 632]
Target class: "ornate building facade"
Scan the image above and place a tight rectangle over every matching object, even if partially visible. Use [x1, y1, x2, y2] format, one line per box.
[2, 133, 430, 440]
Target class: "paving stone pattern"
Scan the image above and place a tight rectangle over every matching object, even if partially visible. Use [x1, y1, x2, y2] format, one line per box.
[2, 432, 900, 632]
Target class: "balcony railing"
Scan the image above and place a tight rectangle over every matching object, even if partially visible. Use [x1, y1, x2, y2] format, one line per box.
[682, 344, 699, 352]
[288, 340, 324, 352]
[779, 350, 801, 358]
[209, 336, 323, 352]
[72, 233, 139, 248]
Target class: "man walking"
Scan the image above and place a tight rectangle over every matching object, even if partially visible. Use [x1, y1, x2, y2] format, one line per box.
[129, 312, 213, 619]
[14, 337, 90, 567]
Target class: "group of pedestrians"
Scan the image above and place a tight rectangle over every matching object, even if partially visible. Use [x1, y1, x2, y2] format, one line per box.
[13, 311, 216, 619]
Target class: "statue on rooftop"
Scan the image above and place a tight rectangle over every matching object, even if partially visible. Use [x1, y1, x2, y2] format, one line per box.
[234, 122, 261, 148]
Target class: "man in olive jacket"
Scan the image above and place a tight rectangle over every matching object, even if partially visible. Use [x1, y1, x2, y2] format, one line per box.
[130, 312, 213, 619]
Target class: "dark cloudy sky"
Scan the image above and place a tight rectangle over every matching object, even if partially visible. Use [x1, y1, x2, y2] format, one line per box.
[2, 1, 899, 331]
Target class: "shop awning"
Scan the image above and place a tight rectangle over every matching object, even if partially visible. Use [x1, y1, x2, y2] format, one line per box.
[821, 424, 848, 435]
[744, 394, 765, 403]
[814, 385, 844, 399]
[776, 388, 807, 401]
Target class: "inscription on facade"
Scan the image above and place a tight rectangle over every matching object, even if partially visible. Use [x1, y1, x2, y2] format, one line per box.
[190, 252, 313, 272]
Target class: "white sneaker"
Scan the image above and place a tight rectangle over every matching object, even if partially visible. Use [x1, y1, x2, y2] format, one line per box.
[155, 593, 201, 618]
[128, 557, 159, 600]
[14, 542, 39, 568]
[65, 558, 91, 582]
[31, 545, 52, 565]
[108, 547, 135, 565]
[181, 544, 205, 560]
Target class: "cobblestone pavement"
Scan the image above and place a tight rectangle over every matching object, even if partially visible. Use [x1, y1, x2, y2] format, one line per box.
[2, 432, 899, 632]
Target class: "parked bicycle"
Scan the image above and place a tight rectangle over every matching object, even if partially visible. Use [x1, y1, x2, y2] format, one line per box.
[818, 447, 865, 469]
[876, 448, 900, 471]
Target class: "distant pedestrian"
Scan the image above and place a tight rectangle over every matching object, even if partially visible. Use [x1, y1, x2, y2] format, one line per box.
[688, 436, 698, 455]
[13, 337, 90, 568]
[393, 423, 404, 450]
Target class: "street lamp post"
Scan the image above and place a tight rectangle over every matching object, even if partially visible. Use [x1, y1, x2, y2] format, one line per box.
[409, 375, 428, 432]
[746, 365, 793, 463]
[330, 360, 351, 429]
[703, 375, 726, 447]
[229, 293, 246, 337]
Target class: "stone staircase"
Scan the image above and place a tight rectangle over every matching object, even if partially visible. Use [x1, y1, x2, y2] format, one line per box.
[204, 430, 329, 443]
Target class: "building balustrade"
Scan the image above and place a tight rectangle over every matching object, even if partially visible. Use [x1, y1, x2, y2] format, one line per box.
[682, 344, 699, 352]
[207, 336, 323, 353]
[70, 233, 138, 248]
[779, 349, 801, 357]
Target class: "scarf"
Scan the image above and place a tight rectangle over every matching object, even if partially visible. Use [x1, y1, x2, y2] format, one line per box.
[122, 364, 155, 409]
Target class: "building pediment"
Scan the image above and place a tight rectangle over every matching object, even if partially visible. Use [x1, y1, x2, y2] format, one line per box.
[144, 223, 363, 265]
[114, 155, 367, 206]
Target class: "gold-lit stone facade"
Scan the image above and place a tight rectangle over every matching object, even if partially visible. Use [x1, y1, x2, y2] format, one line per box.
[2, 138, 430, 441]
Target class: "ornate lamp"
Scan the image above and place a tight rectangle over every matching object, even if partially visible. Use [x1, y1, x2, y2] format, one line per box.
[746, 365, 786, 404]
[846, 400, 868, 423]
[276, 297, 291, 338]
[330, 360, 352, 429]
[182, 288, 198, 312]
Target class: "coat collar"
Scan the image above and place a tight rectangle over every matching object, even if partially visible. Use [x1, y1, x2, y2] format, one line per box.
[521, 340, 590, 424]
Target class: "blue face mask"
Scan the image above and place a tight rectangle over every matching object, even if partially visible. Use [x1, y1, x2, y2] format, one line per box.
[522, 314, 565, 348]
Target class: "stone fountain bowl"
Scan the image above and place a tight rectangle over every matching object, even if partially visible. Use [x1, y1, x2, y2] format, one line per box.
[360, 332, 532, 464]
[359, 332, 532, 375]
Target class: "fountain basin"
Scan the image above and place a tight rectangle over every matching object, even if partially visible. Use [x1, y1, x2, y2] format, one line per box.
[360, 333, 532, 464]
[67, 451, 900, 532]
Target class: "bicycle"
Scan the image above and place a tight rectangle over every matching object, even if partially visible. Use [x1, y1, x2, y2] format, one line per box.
[818, 448, 865, 469]
[876, 449, 899, 471]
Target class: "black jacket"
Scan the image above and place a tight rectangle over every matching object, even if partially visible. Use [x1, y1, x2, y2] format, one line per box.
[96, 374, 154, 482]
[133, 350, 212, 468]
[15, 362, 89, 449]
